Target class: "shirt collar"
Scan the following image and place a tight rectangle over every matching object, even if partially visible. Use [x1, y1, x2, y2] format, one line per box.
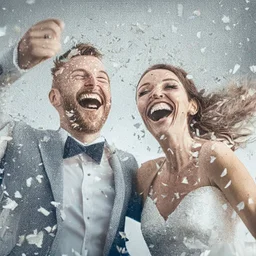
[58, 128, 105, 147]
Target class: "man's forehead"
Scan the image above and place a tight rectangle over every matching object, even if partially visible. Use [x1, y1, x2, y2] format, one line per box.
[65, 55, 106, 72]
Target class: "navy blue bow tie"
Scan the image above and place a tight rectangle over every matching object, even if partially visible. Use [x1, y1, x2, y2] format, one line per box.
[63, 136, 105, 164]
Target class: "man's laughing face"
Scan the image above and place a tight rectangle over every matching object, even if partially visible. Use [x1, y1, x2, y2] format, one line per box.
[53, 55, 111, 134]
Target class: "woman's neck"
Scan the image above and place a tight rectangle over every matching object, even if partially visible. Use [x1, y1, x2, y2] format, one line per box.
[157, 129, 198, 173]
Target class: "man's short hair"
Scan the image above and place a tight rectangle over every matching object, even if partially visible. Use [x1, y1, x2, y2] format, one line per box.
[51, 43, 103, 76]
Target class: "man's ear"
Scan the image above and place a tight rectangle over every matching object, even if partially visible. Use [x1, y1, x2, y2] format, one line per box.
[49, 88, 62, 107]
[189, 98, 199, 116]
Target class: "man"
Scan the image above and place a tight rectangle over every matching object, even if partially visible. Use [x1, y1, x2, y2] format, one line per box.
[0, 19, 141, 256]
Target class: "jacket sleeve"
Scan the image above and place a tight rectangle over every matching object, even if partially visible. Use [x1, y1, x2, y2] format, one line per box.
[0, 45, 26, 87]
[125, 155, 142, 222]
[0, 113, 13, 186]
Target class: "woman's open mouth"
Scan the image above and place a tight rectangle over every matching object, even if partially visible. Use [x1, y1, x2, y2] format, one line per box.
[147, 102, 173, 122]
[77, 93, 102, 110]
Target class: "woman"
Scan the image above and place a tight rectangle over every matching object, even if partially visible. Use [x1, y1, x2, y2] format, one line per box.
[136, 64, 256, 255]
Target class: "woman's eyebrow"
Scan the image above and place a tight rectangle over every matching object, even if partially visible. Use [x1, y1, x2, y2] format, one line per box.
[162, 78, 179, 83]
[138, 82, 150, 90]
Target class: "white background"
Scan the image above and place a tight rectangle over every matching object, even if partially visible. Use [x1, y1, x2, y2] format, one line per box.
[1, 0, 256, 255]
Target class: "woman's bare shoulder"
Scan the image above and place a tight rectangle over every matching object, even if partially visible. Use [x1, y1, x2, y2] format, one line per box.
[136, 157, 165, 193]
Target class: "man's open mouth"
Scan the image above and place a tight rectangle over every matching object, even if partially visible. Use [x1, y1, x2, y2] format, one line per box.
[147, 102, 173, 122]
[77, 93, 102, 110]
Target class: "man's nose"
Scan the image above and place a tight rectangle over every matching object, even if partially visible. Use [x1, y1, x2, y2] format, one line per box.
[84, 75, 97, 87]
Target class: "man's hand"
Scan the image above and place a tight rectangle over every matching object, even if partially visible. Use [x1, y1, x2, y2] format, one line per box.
[18, 19, 64, 70]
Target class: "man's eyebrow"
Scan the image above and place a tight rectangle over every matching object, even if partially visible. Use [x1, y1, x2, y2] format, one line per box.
[71, 69, 88, 74]
[98, 71, 110, 82]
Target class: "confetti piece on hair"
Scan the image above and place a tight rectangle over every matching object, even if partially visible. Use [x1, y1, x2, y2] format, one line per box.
[181, 177, 188, 184]
[186, 74, 193, 79]
[162, 182, 168, 187]
[160, 134, 166, 140]
[220, 168, 227, 177]
[174, 192, 180, 199]
[237, 201, 245, 211]
[55, 67, 65, 76]
[167, 148, 174, 154]
[224, 180, 232, 189]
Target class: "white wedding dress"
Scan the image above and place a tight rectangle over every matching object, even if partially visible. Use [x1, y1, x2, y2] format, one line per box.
[141, 186, 244, 256]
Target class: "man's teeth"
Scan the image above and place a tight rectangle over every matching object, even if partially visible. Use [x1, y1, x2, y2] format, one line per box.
[150, 103, 172, 115]
[88, 104, 98, 109]
[79, 93, 102, 103]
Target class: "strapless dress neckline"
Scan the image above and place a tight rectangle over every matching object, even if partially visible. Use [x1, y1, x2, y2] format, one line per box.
[141, 186, 241, 256]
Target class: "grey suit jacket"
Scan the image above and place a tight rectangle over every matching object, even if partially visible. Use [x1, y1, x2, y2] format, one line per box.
[0, 121, 141, 256]
[0, 46, 141, 255]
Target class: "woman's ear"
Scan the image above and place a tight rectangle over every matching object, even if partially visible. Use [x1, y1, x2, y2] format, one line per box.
[189, 99, 199, 116]
[49, 88, 62, 107]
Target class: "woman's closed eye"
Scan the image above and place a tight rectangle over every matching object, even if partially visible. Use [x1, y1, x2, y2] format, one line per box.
[165, 83, 178, 89]
[138, 90, 150, 97]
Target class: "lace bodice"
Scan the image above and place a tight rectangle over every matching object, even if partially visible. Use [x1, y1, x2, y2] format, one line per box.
[141, 186, 241, 256]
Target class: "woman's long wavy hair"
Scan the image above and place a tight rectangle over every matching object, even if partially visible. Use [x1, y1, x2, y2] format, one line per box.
[137, 64, 256, 150]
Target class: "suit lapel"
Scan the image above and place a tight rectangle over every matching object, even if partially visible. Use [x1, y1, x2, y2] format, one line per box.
[38, 131, 64, 207]
[103, 147, 126, 255]
[38, 130, 65, 255]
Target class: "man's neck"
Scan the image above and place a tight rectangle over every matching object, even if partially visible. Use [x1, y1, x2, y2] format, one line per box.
[61, 125, 101, 144]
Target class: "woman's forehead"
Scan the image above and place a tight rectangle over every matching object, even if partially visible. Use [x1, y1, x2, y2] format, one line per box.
[138, 69, 181, 86]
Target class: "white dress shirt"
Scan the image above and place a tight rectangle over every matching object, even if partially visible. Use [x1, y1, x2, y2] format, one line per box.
[54, 130, 115, 256]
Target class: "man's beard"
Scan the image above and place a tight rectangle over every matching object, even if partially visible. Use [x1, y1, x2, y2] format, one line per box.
[63, 96, 109, 134]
